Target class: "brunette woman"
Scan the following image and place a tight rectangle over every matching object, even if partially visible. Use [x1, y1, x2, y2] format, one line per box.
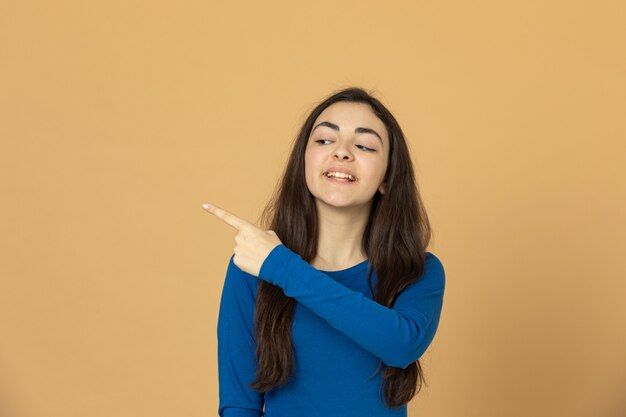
[204, 86, 446, 417]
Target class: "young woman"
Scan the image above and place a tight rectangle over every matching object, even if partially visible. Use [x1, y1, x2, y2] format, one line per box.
[203, 87, 446, 417]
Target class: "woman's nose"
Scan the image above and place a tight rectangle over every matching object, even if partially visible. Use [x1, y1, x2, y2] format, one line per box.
[333, 142, 354, 161]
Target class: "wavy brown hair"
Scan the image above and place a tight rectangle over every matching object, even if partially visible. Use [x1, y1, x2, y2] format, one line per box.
[249, 87, 432, 408]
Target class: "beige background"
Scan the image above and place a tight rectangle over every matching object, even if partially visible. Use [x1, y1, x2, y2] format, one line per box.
[1, 1, 625, 416]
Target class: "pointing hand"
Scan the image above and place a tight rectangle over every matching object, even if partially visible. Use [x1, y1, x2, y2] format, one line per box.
[202, 202, 283, 277]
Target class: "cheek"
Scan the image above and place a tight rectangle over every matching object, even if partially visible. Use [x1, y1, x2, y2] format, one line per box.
[303, 148, 319, 185]
[363, 158, 387, 180]
[379, 159, 389, 178]
[304, 147, 323, 171]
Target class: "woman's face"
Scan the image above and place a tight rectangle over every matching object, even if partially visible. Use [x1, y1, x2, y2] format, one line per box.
[304, 101, 389, 210]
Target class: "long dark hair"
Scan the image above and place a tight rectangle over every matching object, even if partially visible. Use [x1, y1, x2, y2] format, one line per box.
[249, 87, 432, 408]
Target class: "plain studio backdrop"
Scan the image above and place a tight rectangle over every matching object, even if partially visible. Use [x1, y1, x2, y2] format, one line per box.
[0, 1, 625, 416]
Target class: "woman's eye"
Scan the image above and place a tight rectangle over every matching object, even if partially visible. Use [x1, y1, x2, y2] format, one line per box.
[356, 144, 375, 152]
[315, 139, 332, 145]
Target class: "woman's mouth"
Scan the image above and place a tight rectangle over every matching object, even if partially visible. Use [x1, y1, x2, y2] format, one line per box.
[323, 171, 357, 182]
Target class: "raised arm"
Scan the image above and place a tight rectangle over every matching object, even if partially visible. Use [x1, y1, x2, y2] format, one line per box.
[203, 202, 445, 370]
[258, 244, 446, 369]
[217, 256, 264, 417]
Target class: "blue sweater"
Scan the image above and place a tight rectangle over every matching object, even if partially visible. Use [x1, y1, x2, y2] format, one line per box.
[217, 244, 446, 417]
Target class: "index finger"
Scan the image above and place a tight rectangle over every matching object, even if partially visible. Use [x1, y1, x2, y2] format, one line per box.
[202, 202, 250, 230]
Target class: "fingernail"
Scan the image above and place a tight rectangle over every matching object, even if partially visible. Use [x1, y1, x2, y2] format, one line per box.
[202, 203, 211, 210]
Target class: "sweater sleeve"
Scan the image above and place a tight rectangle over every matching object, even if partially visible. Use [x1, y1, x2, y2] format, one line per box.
[259, 244, 446, 369]
[217, 255, 264, 417]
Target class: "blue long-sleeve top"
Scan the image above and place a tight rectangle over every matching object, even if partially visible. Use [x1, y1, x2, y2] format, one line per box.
[217, 244, 446, 417]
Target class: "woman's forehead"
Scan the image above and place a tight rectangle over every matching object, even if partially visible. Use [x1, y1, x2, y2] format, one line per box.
[313, 102, 388, 140]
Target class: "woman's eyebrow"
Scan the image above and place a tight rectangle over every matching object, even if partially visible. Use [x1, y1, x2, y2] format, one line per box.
[312, 121, 383, 144]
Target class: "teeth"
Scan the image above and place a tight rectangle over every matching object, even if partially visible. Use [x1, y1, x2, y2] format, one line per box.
[325, 171, 355, 181]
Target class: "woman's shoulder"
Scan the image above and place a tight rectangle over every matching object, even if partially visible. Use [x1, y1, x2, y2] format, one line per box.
[421, 251, 446, 288]
[425, 251, 444, 269]
[224, 253, 261, 297]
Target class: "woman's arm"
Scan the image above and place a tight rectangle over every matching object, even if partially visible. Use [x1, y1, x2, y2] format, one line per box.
[258, 244, 446, 369]
[217, 256, 264, 417]
[203, 202, 445, 370]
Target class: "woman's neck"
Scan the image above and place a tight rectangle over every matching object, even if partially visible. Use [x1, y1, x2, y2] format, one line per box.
[311, 201, 371, 271]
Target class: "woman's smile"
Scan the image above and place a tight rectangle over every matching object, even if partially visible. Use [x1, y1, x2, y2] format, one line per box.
[324, 174, 357, 184]
[323, 166, 358, 183]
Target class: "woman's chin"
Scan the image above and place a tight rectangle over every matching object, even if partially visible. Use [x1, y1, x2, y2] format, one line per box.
[315, 197, 372, 211]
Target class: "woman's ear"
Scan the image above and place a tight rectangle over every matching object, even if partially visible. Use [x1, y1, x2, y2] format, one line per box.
[378, 182, 386, 195]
